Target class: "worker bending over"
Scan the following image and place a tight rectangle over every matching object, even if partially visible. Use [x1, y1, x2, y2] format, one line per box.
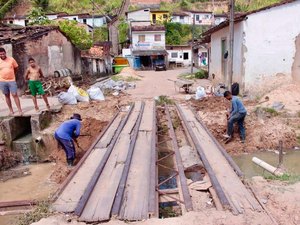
[55, 113, 82, 166]
[223, 91, 247, 143]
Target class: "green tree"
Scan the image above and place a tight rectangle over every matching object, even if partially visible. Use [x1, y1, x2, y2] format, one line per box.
[57, 20, 93, 50]
[27, 7, 50, 25]
[118, 18, 128, 43]
[93, 26, 108, 42]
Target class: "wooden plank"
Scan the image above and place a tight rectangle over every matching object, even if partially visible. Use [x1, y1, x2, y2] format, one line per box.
[119, 132, 152, 220]
[74, 104, 135, 216]
[79, 102, 142, 222]
[176, 103, 231, 209]
[111, 102, 145, 216]
[178, 104, 262, 213]
[53, 111, 124, 213]
[52, 147, 107, 212]
[165, 105, 193, 212]
[96, 115, 123, 148]
[52, 111, 121, 202]
[118, 101, 155, 221]
[148, 101, 158, 218]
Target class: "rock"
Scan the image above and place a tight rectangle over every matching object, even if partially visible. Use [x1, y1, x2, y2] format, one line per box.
[261, 198, 268, 204]
[272, 101, 285, 111]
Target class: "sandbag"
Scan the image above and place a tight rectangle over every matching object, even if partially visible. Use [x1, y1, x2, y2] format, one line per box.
[58, 92, 77, 105]
[87, 87, 105, 101]
[68, 85, 90, 102]
[195, 86, 206, 100]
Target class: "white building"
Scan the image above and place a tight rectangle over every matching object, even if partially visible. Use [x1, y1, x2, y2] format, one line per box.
[166, 45, 192, 67]
[171, 12, 190, 24]
[126, 8, 151, 22]
[130, 25, 167, 69]
[202, 0, 300, 95]
[2, 13, 106, 28]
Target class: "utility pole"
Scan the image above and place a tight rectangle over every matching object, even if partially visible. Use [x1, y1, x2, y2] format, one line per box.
[227, 0, 235, 91]
[92, 0, 95, 42]
[191, 14, 195, 74]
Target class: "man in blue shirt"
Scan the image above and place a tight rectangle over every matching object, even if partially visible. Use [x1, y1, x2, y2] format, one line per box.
[55, 113, 82, 166]
[223, 91, 247, 143]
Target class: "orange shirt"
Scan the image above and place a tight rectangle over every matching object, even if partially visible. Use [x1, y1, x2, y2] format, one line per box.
[0, 56, 18, 82]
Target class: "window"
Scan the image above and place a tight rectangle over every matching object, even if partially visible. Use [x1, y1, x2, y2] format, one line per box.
[180, 16, 184, 20]
[73, 18, 77, 21]
[25, 20, 29, 26]
[163, 14, 168, 19]
[171, 52, 178, 58]
[183, 52, 189, 60]
[154, 34, 161, 42]
[83, 19, 87, 24]
[138, 35, 145, 42]
[196, 15, 200, 21]
[9, 20, 13, 24]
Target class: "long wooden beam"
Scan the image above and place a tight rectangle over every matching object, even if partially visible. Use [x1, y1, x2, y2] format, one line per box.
[111, 102, 145, 216]
[74, 104, 135, 216]
[175, 103, 231, 209]
[165, 105, 193, 212]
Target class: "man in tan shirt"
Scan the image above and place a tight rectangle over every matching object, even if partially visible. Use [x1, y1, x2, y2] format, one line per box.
[0, 47, 23, 116]
[24, 58, 50, 111]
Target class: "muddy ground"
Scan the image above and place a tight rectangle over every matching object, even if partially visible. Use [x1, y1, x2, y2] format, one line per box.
[0, 69, 300, 225]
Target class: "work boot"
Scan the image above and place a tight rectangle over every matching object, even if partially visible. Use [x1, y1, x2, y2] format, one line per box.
[67, 159, 74, 167]
[222, 134, 231, 139]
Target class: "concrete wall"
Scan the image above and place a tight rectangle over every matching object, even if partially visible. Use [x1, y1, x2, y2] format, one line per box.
[132, 31, 165, 50]
[127, 9, 151, 21]
[171, 16, 190, 24]
[209, 22, 244, 86]
[167, 49, 192, 66]
[12, 30, 81, 90]
[243, 1, 300, 94]
[78, 17, 106, 27]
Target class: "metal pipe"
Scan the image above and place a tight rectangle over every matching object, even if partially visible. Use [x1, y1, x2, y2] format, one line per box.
[74, 103, 135, 216]
[252, 157, 283, 176]
[111, 102, 145, 216]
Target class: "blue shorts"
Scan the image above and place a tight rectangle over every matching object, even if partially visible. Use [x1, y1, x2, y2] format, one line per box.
[0, 81, 18, 95]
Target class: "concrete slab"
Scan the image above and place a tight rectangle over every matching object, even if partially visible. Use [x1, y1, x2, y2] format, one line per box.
[0, 93, 62, 118]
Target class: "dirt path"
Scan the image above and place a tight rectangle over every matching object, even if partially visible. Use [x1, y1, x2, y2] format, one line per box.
[126, 68, 211, 100]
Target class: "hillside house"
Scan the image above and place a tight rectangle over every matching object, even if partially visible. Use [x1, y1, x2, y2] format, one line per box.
[150, 10, 170, 24]
[171, 12, 191, 24]
[126, 8, 169, 25]
[81, 42, 113, 76]
[130, 25, 167, 70]
[0, 26, 81, 90]
[166, 45, 192, 67]
[202, 0, 300, 95]
[2, 13, 107, 28]
[130, 0, 172, 7]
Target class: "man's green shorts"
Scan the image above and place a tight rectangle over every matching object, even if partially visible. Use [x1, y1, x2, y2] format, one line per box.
[29, 80, 45, 96]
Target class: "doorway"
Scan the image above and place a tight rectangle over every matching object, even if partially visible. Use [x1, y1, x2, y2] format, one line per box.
[221, 38, 227, 80]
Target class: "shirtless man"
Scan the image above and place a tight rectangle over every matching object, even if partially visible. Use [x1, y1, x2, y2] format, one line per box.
[24, 58, 50, 111]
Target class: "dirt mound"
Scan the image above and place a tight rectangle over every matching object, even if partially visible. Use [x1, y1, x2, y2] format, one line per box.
[192, 96, 297, 154]
[0, 145, 22, 170]
[190, 96, 229, 112]
[261, 83, 300, 115]
[48, 117, 108, 183]
[119, 67, 139, 78]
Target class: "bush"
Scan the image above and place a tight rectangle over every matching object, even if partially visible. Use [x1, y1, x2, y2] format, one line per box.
[195, 70, 208, 79]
